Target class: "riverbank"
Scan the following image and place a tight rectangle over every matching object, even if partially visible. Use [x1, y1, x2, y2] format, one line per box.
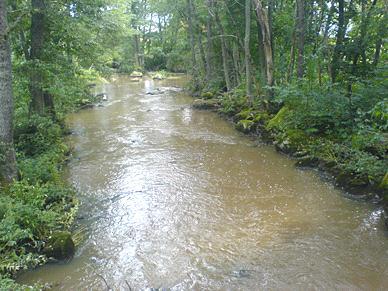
[0, 115, 78, 289]
[15, 75, 388, 289]
[191, 89, 387, 229]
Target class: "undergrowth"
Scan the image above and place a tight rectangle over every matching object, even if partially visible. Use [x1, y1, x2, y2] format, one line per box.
[0, 116, 77, 289]
[195, 78, 387, 199]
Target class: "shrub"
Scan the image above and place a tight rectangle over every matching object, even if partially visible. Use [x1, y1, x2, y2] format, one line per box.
[14, 115, 62, 157]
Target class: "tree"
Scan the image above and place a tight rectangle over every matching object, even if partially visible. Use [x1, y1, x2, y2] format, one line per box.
[29, 0, 46, 115]
[296, 0, 305, 79]
[187, 0, 199, 89]
[0, 0, 17, 183]
[213, 0, 232, 91]
[331, 0, 346, 83]
[245, 0, 253, 101]
[252, 0, 274, 96]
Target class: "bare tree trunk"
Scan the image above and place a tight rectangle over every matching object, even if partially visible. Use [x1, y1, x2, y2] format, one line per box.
[296, 0, 305, 79]
[205, 1, 214, 83]
[29, 0, 46, 115]
[331, 0, 345, 83]
[133, 33, 141, 68]
[0, 0, 17, 183]
[214, 0, 232, 91]
[232, 41, 241, 86]
[322, 0, 335, 77]
[198, 32, 207, 79]
[245, 0, 253, 101]
[187, 0, 200, 89]
[352, 0, 378, 73]
[373, 7, 387, 67]
[252, 0, 274, 96]
[192, 3, 207, 79]
[255, 15, 266, 84]
[287, 5, 298, 82]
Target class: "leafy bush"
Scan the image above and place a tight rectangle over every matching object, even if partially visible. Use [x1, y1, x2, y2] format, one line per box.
[0, 274, 39, 291]
[14, 115, 63, 157]
[0, 181, 76, 280]
[219, 93, 249, 116]
[1, 114, 76, 285]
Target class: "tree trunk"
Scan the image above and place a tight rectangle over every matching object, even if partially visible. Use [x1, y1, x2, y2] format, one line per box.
[133, 33, 141, 68]
[245, 0, 253, 100]
[255, 15, 266, 84]
[252, 0, 274, 96]
[232, 41, 241, 86]
[296, 0, 305, 79]
[198, 31, 207, 79]
[187, 0, 199, 89]
[268, 0, 275, 62]
[0, 0, 17, 183]
[373, 7, 387, 67]
[192, 3, 207, 79]
[322, 0, 335, 77]
[205, 1, 214, 83]
[29, 0, 46, 115]
[331, 0, 345, 83]
[352, 0, 378, 74]
[11, 3, 30, 61]
[213, 0, 232, 91]
[287, 4, 298, 82]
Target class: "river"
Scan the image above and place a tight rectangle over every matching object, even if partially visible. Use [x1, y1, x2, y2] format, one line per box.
[19, 75, 387, 290]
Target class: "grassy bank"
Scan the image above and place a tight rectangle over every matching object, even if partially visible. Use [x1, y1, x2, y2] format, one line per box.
[0, 67, 105, 289]
[0, 115, 78, 289]
[192, 82, 387, 227]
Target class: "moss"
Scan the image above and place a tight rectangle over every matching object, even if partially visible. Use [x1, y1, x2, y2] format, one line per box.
[287, 129, 309, 147]
[379, 172, 388, 191]
[200, 91, 214, 99]
[44, 231, 75, 260]
[192, 99, 219, 110]
[274, 129, 309, 155]
[129, 71, 143, 78]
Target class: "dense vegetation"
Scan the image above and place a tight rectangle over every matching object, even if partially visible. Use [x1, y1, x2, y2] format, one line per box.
[125, 0, 387, 203]
[0, 0, 132, 288]
[0, 0, 387, 288]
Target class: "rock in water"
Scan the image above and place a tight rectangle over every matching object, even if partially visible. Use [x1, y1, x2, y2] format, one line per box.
[44, 231, 75, 260]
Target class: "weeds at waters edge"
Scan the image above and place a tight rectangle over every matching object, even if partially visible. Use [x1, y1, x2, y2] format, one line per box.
[0, 115, 78, 289]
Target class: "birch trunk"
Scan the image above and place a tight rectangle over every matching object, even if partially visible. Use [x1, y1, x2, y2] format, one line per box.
[252, 0, 274, 95]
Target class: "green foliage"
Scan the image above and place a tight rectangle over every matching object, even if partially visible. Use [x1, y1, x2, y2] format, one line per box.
[0, 181, 76, 279]
[266, 107, 291, 131]
[150, 70, 168, 80]
[219, 93, 249, 116]
[145, 47, 167, 71]
[0, 274, 39, 290]
[14, 115, 63, 157]
[235, 108, 270, 132]
[1, 116, 76, 284]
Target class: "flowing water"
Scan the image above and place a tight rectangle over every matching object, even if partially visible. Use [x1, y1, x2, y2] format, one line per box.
[19, 76, 387, 290]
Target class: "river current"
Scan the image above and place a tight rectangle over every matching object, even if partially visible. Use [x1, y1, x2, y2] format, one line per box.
[19, 76, 387, 290]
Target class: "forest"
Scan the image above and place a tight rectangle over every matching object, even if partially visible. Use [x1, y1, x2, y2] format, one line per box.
[0, 0, 387, 289]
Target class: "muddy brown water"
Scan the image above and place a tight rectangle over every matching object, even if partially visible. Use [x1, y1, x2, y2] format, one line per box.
[19, 76, 387, 290]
